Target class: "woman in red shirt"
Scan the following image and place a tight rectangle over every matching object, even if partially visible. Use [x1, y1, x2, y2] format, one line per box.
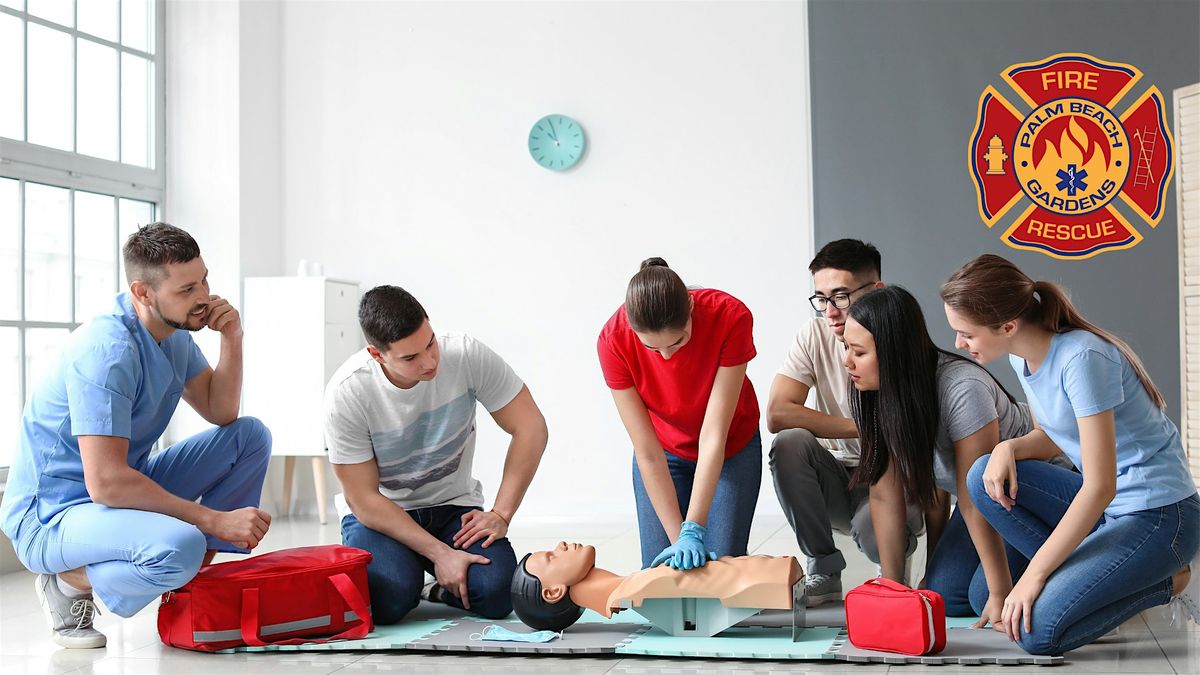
[598, 258, 761, 569]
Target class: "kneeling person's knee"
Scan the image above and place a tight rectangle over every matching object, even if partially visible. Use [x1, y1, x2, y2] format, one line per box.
[1018, 625, 1061, 656]
[469, 552, 517, 619]
[229, 416, 273, 461]
[144, 523, 208, 591]
[769, 429, 822, 468]
[966, 454, 991, 498]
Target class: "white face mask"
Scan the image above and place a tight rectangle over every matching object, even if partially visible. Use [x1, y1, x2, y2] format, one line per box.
[469, 624, 563, 643]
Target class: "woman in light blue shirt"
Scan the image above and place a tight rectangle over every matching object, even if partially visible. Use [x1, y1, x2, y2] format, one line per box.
[941, 254, 1198, 655]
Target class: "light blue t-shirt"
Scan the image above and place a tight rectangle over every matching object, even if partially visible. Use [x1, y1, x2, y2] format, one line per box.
[0, 293, 209, 540]
[1010, 330, 1196, 516]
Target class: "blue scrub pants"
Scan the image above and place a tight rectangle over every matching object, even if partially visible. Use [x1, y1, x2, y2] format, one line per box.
[12, 417, 272, 617]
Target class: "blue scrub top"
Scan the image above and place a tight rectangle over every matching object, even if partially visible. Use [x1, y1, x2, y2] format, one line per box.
[1011, 330, 1196, 516]
[0, 293, 209, 540]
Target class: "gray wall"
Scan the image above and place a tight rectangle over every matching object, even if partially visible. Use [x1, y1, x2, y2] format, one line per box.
[809, 0, 1200, 421]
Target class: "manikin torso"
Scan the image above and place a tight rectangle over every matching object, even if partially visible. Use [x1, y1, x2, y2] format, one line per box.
[570, 556, 802, 617]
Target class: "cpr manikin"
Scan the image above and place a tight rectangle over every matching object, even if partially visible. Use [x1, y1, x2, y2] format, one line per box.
[511, 542, 806, 638]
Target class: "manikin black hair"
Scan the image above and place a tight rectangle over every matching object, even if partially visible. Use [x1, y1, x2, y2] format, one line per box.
[510, 553, 584, 632]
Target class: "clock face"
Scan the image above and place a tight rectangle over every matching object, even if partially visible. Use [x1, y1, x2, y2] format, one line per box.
[528, 115, 585, 171]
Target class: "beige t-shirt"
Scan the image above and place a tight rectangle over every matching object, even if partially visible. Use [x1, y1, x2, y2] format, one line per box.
[606, 556, 801, 613]
[778, 318, 860, 465]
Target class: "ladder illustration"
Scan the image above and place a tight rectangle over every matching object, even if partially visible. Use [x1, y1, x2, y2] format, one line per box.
[1133, 128, 1157, 188]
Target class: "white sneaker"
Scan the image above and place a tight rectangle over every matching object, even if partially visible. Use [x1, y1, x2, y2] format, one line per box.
[1166, 565, 1199, 627]
[420, 579, 446, 605]
[805, 572, 842, 607]
[34, 574, 107, 649]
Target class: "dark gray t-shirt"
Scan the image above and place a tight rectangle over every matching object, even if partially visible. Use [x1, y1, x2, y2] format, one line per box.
[932, 354, 1034, 495]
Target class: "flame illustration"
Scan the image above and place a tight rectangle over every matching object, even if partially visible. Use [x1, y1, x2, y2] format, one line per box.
[1032, 116, 1112, 170]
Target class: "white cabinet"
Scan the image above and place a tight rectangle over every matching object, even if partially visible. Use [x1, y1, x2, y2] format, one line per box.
[243, 276, 364, 523]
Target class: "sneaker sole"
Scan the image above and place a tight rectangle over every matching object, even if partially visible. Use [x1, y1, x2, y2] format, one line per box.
[34, 575, 107, 649]
[806, 591, 843, 608]
[50, 632, 107, 649]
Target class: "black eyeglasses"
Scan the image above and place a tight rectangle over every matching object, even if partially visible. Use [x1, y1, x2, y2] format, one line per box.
[808, 281, 875, 312]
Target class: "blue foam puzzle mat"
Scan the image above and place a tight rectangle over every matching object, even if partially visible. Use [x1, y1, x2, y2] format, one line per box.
[834, 627, 1064, 665]
[577, 608, 647, 624]
[615, 625, 842, 659]
[218, 619, 452, 653]
[204, 604, 1062, 664]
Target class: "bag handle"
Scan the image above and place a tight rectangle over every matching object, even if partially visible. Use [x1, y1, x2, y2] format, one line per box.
[240, 572, 372, 647]
[863, 577, 914, 593]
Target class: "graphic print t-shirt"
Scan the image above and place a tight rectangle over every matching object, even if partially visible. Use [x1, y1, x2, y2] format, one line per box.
[323, 333, 524, 520]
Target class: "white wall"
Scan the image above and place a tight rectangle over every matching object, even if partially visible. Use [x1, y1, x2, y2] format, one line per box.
[165, 0, 297, 511]
[278, 1, 813, 520]
[163, 0, 242, 440]
[239, 0, 285, 280]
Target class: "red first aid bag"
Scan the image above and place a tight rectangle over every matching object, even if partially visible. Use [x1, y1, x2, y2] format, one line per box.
[157, 545, 373, 652]
[844, 577, 947, 656]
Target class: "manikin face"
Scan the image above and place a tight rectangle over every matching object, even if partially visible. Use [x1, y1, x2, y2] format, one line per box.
[633, 317, 693, 361]
[841, 318, 880, 391]
[944, 304, 1013, 365]
[139, 257, 211, 332]
[811, 268, 879, 338]
[368, 319, 441, 388]
[524, 542, 597, 603]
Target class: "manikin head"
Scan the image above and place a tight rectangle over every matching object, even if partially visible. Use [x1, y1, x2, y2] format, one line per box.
[510, 542, 596, 631]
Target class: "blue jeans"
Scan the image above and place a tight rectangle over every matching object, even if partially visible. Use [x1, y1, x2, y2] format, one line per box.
[967, 456, 1200, 654]
[341, 505, 516, 623]
[924, 505, 1029, 616]
[632, 431, 762, 568]
[12, 417, 272, 617]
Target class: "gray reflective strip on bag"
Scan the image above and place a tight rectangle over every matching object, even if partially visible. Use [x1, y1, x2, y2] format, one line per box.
[192, 609, 368, 643]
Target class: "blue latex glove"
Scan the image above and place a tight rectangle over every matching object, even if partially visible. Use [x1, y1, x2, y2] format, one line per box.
[650, 520, 718, 570]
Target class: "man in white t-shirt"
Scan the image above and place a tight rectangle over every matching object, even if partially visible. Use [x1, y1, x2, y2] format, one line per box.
[768, 239, 924, 606]
[324, 286, 548, 622]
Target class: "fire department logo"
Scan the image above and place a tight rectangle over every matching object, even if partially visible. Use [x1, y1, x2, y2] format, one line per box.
[969, 53, 1175, 259]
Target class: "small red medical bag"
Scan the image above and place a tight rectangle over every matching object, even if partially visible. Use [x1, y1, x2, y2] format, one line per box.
[844, 577, 947, 655]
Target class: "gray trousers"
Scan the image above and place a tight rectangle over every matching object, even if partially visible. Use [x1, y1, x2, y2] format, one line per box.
[769, 428, 923, 576]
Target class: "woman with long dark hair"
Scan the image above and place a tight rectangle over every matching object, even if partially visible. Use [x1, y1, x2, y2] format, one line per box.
[598, 258, 761, 570]
[941, 254, 1198, 654]
[842, 286, 1036, 626]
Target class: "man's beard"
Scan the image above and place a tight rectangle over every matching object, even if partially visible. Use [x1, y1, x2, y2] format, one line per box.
[153, 299, 205, 332]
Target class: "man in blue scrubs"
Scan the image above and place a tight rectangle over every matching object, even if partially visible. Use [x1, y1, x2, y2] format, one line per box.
[0, 223, 272, 648]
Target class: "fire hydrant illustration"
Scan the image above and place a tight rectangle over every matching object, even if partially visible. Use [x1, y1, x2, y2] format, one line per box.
[984, 135, 1007, 175]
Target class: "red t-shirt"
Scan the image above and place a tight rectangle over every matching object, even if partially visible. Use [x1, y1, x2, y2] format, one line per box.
[597, 288, 760, 462]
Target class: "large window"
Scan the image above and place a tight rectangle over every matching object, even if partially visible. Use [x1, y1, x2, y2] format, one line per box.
[0, 0, 163, 470]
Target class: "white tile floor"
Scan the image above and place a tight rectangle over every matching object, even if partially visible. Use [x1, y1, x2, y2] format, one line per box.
[1, 514, 1196, 674]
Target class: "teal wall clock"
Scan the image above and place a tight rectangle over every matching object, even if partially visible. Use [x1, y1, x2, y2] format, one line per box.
[528, 115, 585, 171]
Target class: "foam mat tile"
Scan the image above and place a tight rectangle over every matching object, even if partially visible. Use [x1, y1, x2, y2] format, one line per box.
[218, 619, 453, 653]
[833, 627, 1064, 665]
[408, 618, 649, 654]
[615, 625, 842, 659]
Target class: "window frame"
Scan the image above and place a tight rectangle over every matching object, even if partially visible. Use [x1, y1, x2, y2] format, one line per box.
[0, 0, 165, 203]
[0, 1, 165, 474]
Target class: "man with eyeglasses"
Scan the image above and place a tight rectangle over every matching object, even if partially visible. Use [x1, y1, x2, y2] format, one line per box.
[767, 239, 923, 606]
